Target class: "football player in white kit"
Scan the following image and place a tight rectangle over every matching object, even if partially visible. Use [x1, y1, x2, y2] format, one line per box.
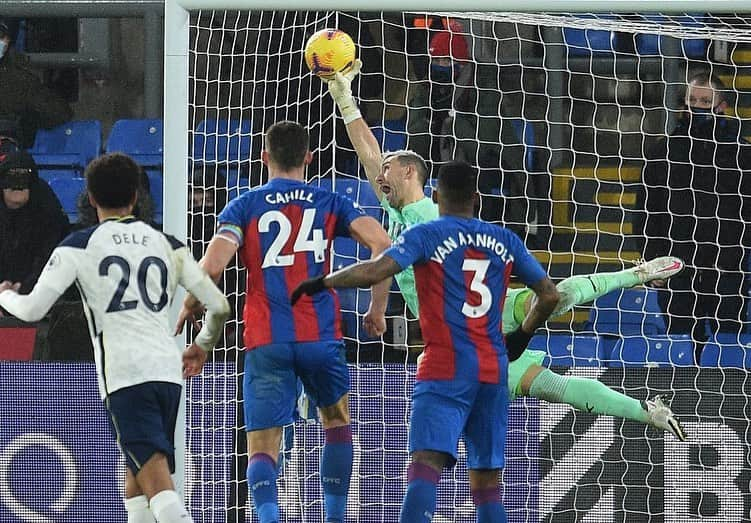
[0, 153, 230, 523]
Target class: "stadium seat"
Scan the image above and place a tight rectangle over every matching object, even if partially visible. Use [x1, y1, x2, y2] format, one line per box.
[333, 237, 371, 270]
[193, 119, 252, 163]
[30, 120, 102, 174]
[527, 333, 603, 366]
[146, 171, 163, 224]
[585, 288, 666, 336]
[608, 335, 694, 367]
[38, 168, 78, 184]
[49, 177, 85, 224]
[700, 333, 751, 368]
[562, 16, 616, 56]
[372, 119, 407, 153]
[510, 118, 536, 173]
[333, 178, 383, 221]
[635, 14, 706, 59]
[106, 119, 163, 167]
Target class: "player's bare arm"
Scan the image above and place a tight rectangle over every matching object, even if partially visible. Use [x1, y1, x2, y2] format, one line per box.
[324, 61, 384, 200]
[521, 276, 559, 334]
[291, 253, 401, 305]
[505, 276, 559, 361]
[347, 215, 393, 336]
[175, 232, 238, 335]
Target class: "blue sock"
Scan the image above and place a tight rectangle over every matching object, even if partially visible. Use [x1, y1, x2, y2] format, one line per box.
[399, 462, 441, 523]
[320, 425, 353, 523]
[248, 453, 279, 523]
[473, 486, 507, 523]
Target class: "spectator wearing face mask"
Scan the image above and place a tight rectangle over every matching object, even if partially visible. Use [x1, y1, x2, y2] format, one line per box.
[637, 71, 751, 362]
[0, 18, 73, 148]
[0, 149, 69, 296]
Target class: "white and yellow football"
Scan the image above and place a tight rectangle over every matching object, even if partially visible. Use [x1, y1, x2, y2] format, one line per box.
[304, 29, 356, 80]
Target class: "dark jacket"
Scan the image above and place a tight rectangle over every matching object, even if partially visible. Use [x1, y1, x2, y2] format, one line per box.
[0, 50, 73, 147]
[0, 170, 70, 293]
[638, 116, 751, 273]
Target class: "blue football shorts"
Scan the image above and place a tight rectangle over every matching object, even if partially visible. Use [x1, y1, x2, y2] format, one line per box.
[105, 381, 181, 475]
[243, 340, 349, 431]
[409, 379, 509, 470]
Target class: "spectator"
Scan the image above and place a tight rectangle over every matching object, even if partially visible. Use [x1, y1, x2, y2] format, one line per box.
[0, 18, 73, 148]
[0, 149, 69, 296]
[406, 24, 535, 240]
[638, 71, 751, 362]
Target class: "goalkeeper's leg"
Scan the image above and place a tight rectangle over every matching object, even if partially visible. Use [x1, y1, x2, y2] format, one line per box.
[520, 364, 687, 440]
[521, 364, 648, 422]
[511, 256, 686, 323]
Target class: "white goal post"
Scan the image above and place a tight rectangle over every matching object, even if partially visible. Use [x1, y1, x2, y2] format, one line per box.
[164, 2, 751, 521]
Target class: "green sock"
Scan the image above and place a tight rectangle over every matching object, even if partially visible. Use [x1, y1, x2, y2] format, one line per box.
[551, 269, 641, 318]
[528, 368, 648, 423]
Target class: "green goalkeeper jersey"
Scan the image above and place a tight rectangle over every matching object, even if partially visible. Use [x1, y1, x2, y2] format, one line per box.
[381, 196, 438, 317]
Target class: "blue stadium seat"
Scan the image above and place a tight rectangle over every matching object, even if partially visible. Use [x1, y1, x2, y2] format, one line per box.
[424, 178, 438, 198]
[635, 14, 706, 59]
[584, 288, 666, 336]
[510, 119, 536, 173]
[38, 168, 78, 184]
[193, 119, 251, 163]
[527, 333, 603, 366]
[700, 333, 751, 368]
[332, 237, 371, 270]
[372, 119, 407, 153]
[146, 171, 163, 224]
[49, 177, 86, 224]
[608, 335, 694, 367]
[106, 119, 163, 167]
[333, 178, 383, 221]
[30, 121, 102, 174]
[562, 16, 616, 56]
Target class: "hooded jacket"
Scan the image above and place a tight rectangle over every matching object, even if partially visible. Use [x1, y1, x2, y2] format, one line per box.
[0, 151, 69, 293]
[638, 115, 751, 273]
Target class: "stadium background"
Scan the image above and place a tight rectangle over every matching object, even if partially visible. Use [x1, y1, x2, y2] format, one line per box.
[1, 2, 751, 522]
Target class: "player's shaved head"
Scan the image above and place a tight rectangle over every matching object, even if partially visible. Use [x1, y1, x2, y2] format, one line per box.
[85, 153, 140, 209]
[383, 150, 429, 187]
[437, 160, 477, 205]
[265, 121, 310, 171]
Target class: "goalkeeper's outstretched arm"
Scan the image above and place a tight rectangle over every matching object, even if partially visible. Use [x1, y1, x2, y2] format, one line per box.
[324, 61, 384, 201]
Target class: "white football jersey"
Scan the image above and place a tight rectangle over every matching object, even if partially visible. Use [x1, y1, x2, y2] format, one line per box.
[37, 217, 214, 398]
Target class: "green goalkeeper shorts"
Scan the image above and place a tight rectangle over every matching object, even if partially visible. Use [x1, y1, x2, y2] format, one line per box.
[502, 287, 532, 334]
[508, 349, 547, 402]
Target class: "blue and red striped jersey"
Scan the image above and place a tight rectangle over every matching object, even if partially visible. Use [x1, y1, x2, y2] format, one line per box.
[384, 216, 547, 383]
[217, 178, 365, 349]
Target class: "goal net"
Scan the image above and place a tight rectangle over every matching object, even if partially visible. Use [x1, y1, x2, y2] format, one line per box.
[178, 8, 751, 522]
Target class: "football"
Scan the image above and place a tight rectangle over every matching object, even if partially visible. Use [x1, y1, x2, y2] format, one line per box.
[304, 29, 356, 80]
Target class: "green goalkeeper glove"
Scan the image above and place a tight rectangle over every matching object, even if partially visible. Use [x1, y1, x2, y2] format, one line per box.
[325, 59, 362, 124]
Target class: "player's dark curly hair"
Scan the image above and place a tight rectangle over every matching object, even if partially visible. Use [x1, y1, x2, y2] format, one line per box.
[265, 121, 309, 171]
[437, 160, 477, 204]
[85, 153, 140, 209]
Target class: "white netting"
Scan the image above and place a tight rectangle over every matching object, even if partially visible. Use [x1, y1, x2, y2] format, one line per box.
[183, 10, 751, 522]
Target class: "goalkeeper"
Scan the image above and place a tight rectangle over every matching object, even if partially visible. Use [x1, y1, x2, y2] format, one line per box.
[324, 61, 687, 441]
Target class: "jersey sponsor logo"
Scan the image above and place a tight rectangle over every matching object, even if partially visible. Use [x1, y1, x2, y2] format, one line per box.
[429, 231, 515, 265]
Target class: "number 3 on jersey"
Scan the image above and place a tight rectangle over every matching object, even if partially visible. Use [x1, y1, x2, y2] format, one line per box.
[259, 208, 326, 268]
[462, 258, 492, 318]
